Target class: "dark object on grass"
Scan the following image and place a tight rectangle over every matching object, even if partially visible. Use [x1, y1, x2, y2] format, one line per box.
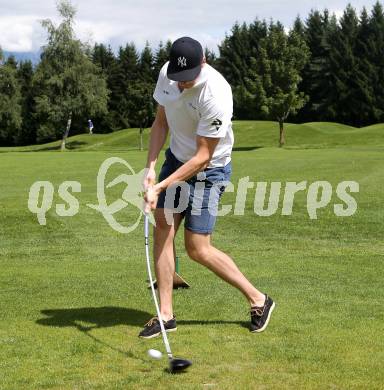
[169, 358, 193, 373]
[148, 257, 190, 289]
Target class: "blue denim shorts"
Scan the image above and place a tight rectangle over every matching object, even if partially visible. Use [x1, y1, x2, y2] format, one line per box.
[157, 148, 232, 234]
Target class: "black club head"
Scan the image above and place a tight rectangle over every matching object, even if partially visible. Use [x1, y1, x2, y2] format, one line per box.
[169, 358, 192, 373]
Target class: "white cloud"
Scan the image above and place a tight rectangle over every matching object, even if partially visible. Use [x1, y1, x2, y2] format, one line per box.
[0, 0, 380, 53]
[0, 15, 41, 51]
[74, 19, 128, 47]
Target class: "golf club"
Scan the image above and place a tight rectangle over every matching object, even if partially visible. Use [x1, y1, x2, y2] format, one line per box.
[144, 213, 192, 373]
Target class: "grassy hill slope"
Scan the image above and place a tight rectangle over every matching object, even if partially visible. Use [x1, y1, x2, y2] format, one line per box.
[1, 121, 383, 153]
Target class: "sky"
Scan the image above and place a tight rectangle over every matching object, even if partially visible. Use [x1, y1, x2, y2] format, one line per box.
[0, 0, 380, 53]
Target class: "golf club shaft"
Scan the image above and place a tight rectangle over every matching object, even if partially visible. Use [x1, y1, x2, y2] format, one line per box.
[144, 214, 173, 360]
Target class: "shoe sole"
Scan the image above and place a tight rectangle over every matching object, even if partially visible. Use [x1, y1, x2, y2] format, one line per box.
[251, 302, 276, 333]
[139, 327, 177, 339]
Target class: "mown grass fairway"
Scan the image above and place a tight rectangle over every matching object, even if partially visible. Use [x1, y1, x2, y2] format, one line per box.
[1, 122, 383, 389]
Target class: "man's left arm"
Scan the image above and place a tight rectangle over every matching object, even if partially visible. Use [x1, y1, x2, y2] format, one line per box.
[144, 136, 218, 211]
[157, 135, 219, 192]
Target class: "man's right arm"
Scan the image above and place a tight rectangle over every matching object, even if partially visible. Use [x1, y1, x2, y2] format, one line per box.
[144, 105, 169, 188]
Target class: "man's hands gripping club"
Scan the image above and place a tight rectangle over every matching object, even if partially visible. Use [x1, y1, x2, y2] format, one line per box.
[143, 137, 219, 213]
[144, 182, 161, 214]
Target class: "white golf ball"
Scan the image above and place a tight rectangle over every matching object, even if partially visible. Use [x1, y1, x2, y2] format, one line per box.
[148, 349, 163, 359]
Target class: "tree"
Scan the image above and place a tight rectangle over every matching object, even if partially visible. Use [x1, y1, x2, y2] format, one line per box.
[5, 55, 18, 69]
[327, 5, 360, 125]
[16, 60, 36, 145]
[0, 52, 22, 145]
[245, 23, 309, 146]
[353, 7, 377, 126]
[129, 82, 154, 150]
[92, 43, 115, 71]
[136, 43, 156, 148]
[139, 41, 154, 83]
[114, 43, 139, 129]
[33, 0, 109, 148]
[292, 15, 306, 38]
[217, 22, 255, 87]
[154, 40, 171, 76]
[204, 47, 217, 66]
[217, 20, 267, 119]
[368, 2, 384, 122]
[294, 10, 332, 122]
[92, 43, 121, 132]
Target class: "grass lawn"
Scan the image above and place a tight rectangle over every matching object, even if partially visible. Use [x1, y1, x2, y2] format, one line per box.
[0, 121, 383, 389]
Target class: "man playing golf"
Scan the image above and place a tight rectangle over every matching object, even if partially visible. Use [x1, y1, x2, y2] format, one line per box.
[141, 37, 275, 338]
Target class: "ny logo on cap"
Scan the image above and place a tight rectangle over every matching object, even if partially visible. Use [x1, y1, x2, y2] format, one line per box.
[178, 56, 187, 67]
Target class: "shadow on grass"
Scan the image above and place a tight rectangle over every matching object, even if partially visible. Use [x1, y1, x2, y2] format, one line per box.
[36, 306, 153, 359]
[36, 307, 249, 359]
[179, 319, 249, 329]
[0, 140, 89, 152]
[36, 140, 87, 151]
[36, 306, 249, 330]
[36, 306, 152, 329]
[232, 146, 263, 152]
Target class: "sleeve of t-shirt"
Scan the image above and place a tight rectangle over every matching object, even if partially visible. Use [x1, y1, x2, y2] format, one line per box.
[196, 98, 228, 138]
[153, 63, 168, 106]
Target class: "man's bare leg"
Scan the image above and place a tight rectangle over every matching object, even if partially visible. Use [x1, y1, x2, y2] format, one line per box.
[184, 229, 265, 307]
[153, 209, 183, 321]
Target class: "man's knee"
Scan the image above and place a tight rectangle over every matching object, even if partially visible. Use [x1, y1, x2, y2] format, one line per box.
[154, 209, 173, 230]
[185, 234, 210, 262]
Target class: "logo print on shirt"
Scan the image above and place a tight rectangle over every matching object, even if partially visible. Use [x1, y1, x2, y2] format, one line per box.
[211, 118, 223, 130]
[178, 57, 187, 67]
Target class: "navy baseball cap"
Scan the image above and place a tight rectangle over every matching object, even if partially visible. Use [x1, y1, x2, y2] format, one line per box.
[167, 37, 204, 82]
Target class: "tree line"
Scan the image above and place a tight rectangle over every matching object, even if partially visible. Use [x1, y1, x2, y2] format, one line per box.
[0, 1, 383, 147]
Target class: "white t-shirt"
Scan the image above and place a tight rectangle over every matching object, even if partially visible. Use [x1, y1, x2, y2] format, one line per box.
[153, 62, 234, 168]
